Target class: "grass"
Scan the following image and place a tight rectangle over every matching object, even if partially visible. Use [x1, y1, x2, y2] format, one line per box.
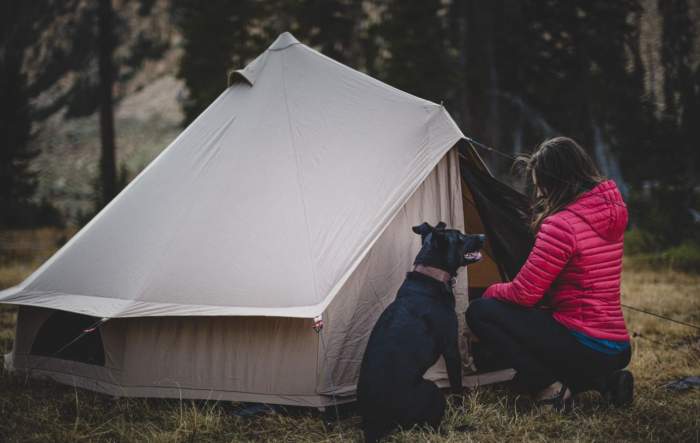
[0, 229, 699, 442]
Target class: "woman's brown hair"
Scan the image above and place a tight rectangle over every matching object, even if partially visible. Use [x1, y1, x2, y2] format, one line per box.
[517, 137, 603, 232]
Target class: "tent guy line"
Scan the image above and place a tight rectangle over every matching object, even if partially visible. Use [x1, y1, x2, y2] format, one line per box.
[462, 137, 629, 212]
[621, 304, 700, 331]
[24, 317, 109, 375]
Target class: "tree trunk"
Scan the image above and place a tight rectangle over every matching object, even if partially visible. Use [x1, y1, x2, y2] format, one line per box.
[98, 0, 117, 207]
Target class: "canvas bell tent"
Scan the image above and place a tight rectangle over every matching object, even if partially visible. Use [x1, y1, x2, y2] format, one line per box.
[1, 32, 530, 407]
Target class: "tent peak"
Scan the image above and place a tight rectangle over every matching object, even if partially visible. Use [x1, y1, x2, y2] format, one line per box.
[227, 32, 299, 87]
[269, 32, 300, 51]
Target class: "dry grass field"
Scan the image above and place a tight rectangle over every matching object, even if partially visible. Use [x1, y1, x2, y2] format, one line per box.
[0, 229, 698, 442]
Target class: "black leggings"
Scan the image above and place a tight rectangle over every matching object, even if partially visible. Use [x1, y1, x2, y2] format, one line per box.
[466, 298, 631, 394]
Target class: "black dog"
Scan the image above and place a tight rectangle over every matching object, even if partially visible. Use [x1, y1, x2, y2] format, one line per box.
[357, 222, 485, 442]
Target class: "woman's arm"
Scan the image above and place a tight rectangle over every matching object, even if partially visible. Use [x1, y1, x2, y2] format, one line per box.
[483, 215, 575, 307]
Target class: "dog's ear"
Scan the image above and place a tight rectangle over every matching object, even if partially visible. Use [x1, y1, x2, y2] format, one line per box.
[412, 222, 434, 237]
[435, 221, 447, 230]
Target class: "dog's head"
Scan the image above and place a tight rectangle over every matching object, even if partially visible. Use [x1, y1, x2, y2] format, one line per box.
[412, 222, 485, 276]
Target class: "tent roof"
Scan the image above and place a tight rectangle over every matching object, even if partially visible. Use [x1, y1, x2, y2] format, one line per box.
[0, 32, 465, 318]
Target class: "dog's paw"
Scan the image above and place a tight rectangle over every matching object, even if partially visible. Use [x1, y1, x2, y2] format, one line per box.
[447, 390, 468, 409]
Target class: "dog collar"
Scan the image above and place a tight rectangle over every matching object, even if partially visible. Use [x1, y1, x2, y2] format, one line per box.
[413, 265, 454, 287]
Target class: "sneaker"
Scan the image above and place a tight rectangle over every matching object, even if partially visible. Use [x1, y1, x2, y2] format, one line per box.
[604, 370, 634, 407]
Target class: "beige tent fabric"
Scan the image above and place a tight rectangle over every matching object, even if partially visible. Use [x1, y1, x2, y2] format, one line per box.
[11, 306, 323, 406]
[5, 150, 516, 406]
[3, 32, 517, 406]
[317, 149, 469, 395]
[0, 32, 463, 319]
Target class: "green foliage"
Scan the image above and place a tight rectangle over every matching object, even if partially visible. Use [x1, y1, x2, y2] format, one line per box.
[0, 49, 65, 229]
[172, 0, 372, 126]
[64, 71, 101, 118]
[289, 0, 366, 67]
[661, 241, 700, 272]
[625, 183, 699, 272]
[0, 54, 36, 226]
[625, 0, 700, 247]
[627, 241, 700, 273]
[624, 228, 656, 255]
[81, 162, 132, 228]
[0, 1, 57, 228]
[373, 0, 458, 105]
[628, 186, 699, 247]
[173, 0, 265, 125]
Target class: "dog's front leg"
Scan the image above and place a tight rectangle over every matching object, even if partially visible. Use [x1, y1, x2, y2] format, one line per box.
[443, 317, 463, 396]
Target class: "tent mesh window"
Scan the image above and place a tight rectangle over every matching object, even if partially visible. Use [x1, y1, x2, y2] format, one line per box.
[30, 311, 106, 366]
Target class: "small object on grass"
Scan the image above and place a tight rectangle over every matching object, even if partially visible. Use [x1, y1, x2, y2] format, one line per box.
[454, 423, 476, 432]
[664, 376, 700, 392]
[233, 402, 276, 417]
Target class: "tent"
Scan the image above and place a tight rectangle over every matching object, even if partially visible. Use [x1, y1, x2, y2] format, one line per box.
[1, 32, 531, 407]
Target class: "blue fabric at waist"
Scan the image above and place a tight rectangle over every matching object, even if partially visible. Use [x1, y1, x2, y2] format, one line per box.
[570, 330, 630, 355]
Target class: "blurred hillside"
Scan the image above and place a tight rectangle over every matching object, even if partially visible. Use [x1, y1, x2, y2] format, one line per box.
[20, 0, 184, 221]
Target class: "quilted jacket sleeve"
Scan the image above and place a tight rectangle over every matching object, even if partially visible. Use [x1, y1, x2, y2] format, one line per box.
[483, 215, 575, 307]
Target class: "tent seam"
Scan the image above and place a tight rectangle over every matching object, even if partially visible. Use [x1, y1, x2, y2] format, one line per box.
[311, 136, 464, 316]
[278, 49, 323, 395]
[11, 90, 236, 292]
[0, 292, 329, 318]
[279, 49, 322, 307]
[269, 42, 302, 52]
[116, 115, 237, 318]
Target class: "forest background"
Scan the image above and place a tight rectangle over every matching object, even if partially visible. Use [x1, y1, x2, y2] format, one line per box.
[1, 0, 699, 265]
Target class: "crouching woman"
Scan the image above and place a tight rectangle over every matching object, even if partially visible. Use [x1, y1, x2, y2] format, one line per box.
[466, 136, 632, 411]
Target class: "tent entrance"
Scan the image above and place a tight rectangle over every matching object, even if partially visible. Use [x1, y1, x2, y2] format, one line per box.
[458, 142, 533, 299]
[30, 311, 105, 366]
[462, 180, 503, 299]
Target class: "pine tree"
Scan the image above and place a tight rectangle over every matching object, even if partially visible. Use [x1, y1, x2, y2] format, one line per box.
[0, 1, 37, 227]
[658, 0, 696, 187]
[448, 0, 522, 172]
[372, 0, 458, 105]
[97, 0, 118, 208]
[290, 0, 366, 67]
[173, 1, 376, 125]
[641, 0, 699, 245]
[173, 0, 264, 125]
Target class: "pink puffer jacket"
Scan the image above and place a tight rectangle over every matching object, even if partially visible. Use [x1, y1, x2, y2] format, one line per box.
[483, 180, 629, 341]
